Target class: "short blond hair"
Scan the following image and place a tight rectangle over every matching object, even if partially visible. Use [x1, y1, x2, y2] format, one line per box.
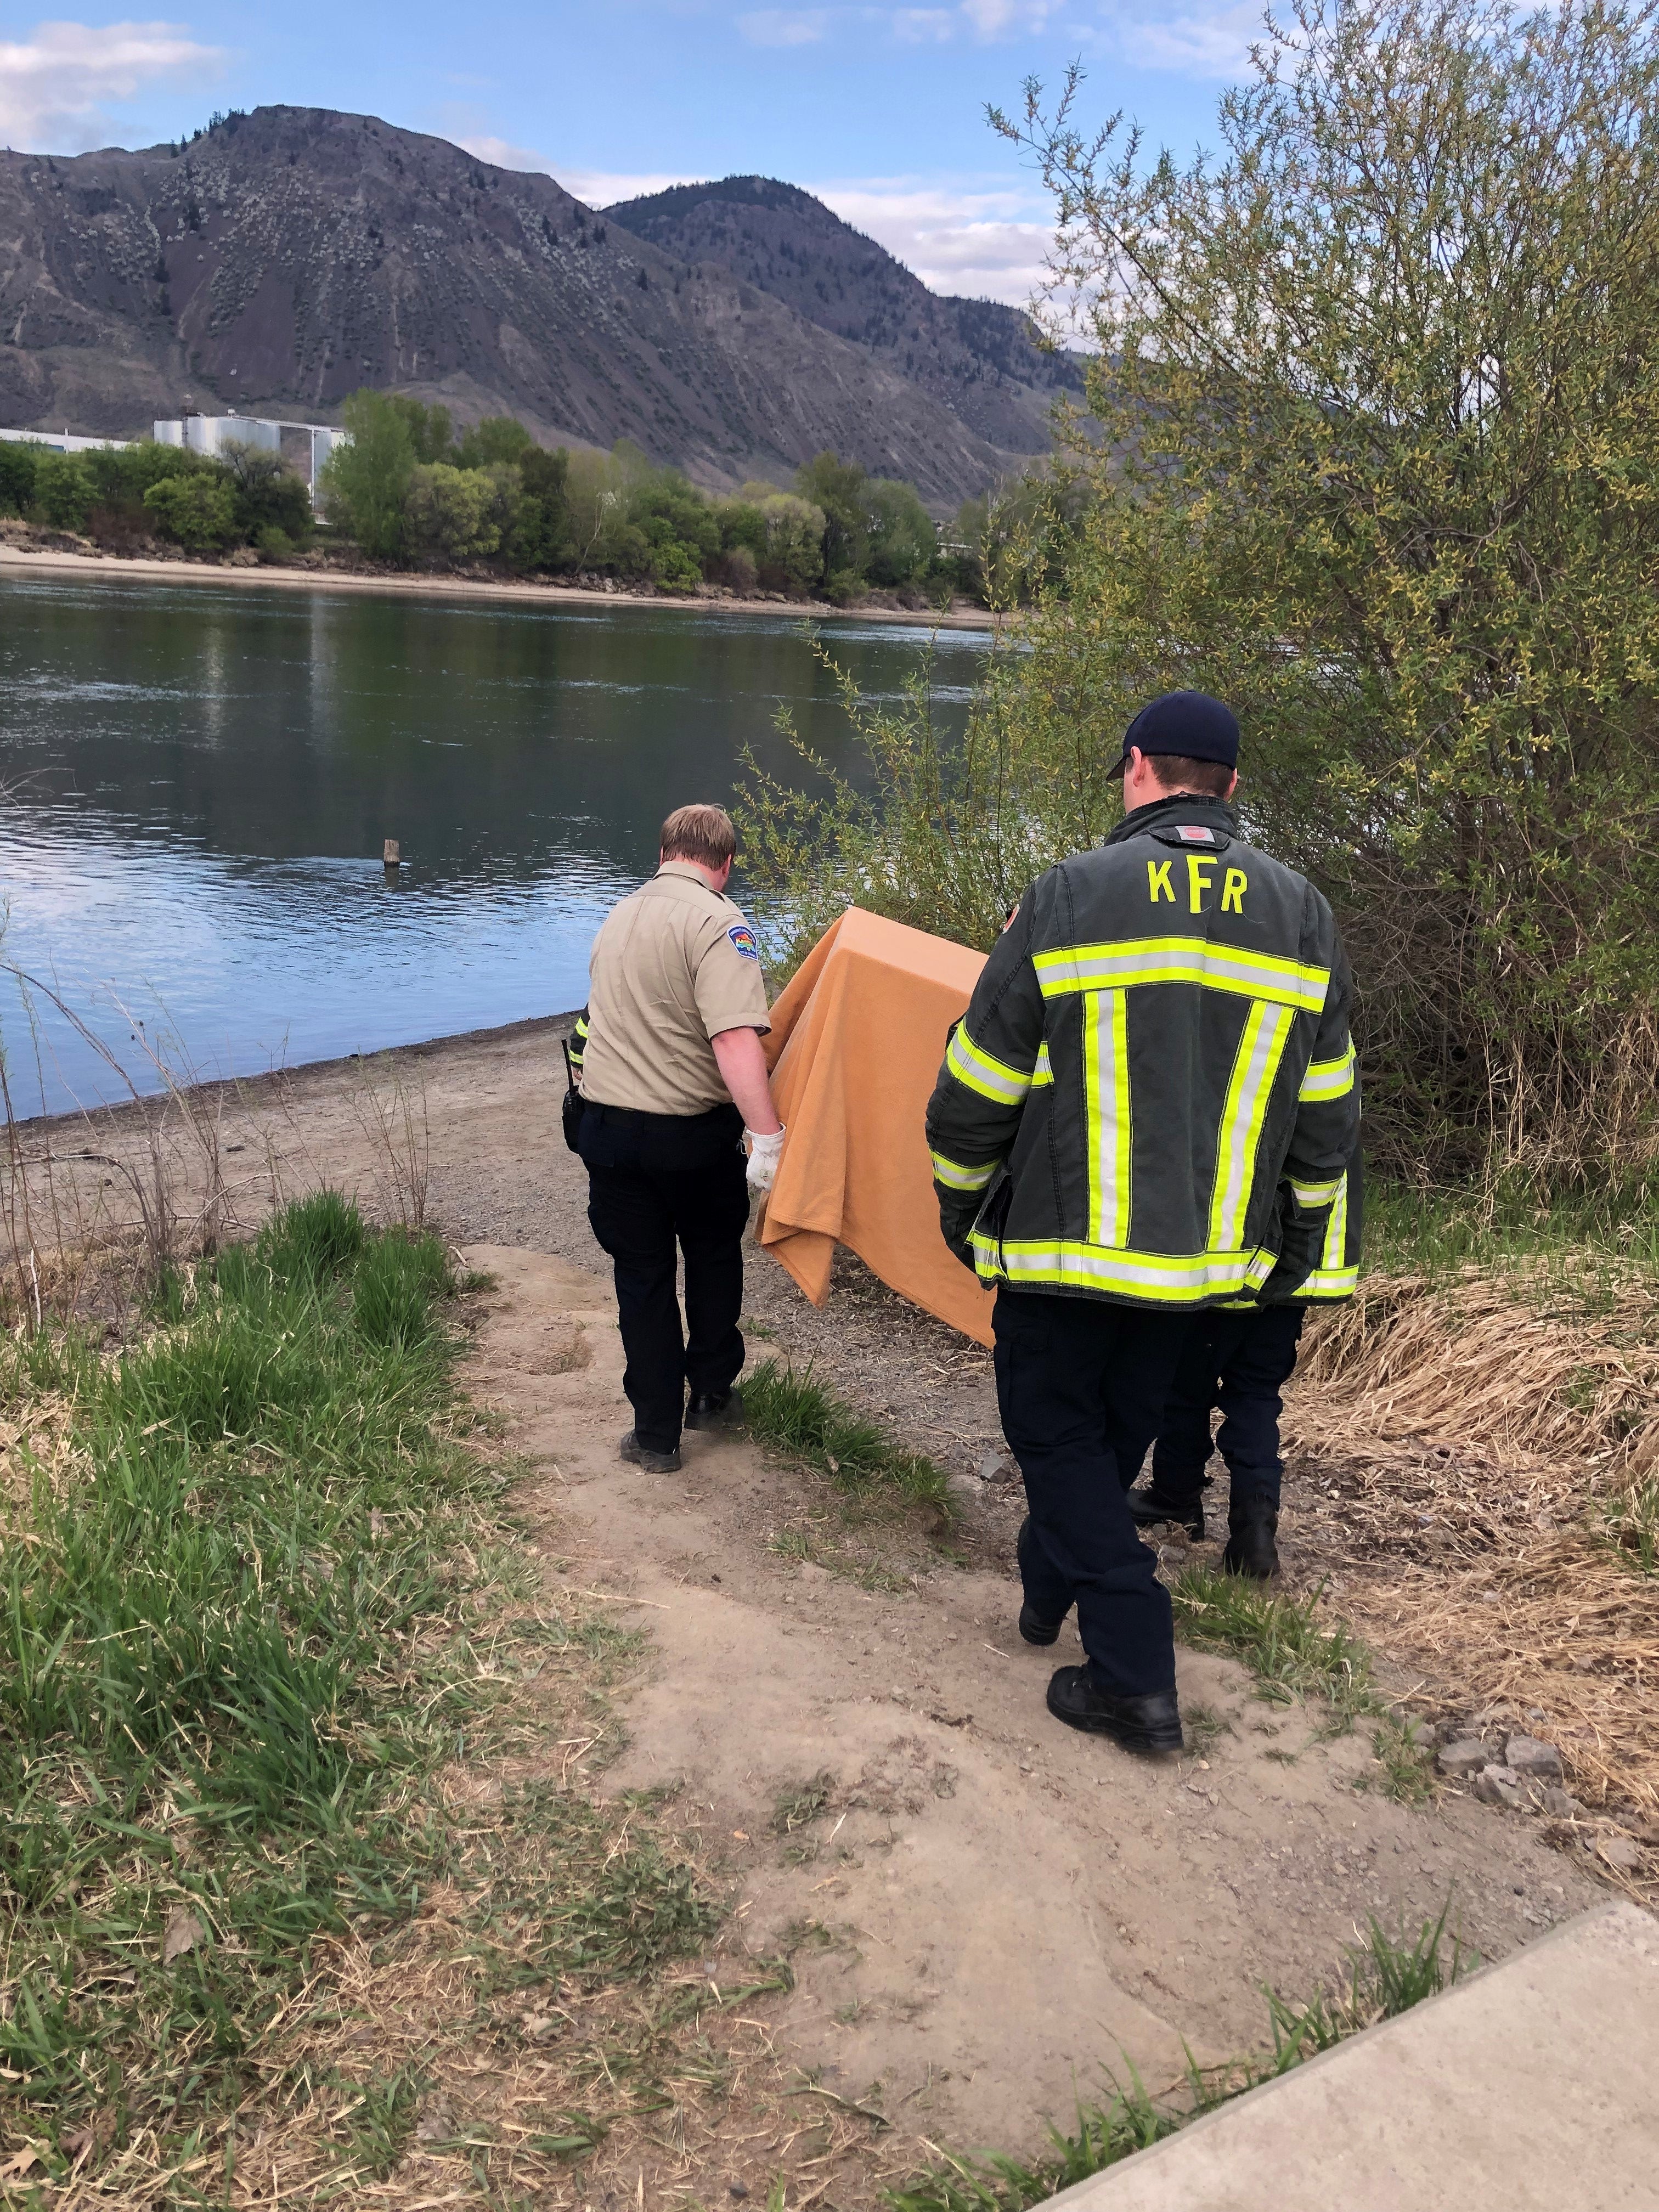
[659, 803, 737, 869]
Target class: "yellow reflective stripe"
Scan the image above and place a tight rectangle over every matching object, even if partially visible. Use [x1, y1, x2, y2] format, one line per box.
[1299, 1042, 1355, 1102]
[1209, 1003, 1293, 1252]
[1291, 1174, 1344, 1208]
[1299, 1265, 1359, 1297]
[1321, 1172, 1349, 1267]
[930, 1149, 997, 1192]
[1033, 937, 1329, 1013]
[1030, 1042, 1054, 1088]
[969, 1234, 1276, 1303]
[946, 1022, 1033, 1107]
[1083, 990, 1131, 1246]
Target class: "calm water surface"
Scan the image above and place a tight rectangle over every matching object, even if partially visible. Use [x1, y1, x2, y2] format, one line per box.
[0, 575, 989, 1115]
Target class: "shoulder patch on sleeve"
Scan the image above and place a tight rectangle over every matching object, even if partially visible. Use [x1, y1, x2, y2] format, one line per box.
[727, 923, 760, 960]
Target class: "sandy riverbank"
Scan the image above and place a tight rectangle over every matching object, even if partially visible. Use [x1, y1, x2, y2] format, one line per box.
[0, 538, 1001, 630]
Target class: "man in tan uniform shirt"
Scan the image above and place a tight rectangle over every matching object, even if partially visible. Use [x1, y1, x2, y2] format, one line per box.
[568, 804, 783, 1472]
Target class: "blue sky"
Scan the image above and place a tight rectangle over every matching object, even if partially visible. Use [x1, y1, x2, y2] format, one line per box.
[0, 4, 1257, 304]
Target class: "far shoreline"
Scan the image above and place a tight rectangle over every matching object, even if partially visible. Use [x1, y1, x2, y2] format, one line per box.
[0, 540, 1001, 633]
[9, 1007, 583, 1136]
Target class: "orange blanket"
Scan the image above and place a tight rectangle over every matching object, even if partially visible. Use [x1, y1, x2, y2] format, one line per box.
[759, 906, 997, 1347]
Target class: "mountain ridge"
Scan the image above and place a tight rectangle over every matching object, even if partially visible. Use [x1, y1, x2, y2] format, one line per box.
[0, 109, 1061, 505]
[606, 173, 1082, 455]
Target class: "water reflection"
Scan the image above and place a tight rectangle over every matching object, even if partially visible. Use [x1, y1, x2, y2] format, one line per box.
[0, 575, 989, 1115]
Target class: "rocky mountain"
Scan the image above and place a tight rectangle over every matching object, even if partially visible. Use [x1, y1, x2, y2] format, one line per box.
[607, 174, 1082, 455]
[0, 107, 1049, 503]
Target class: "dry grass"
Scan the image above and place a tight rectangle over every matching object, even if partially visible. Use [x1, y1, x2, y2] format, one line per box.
[1283, 1260, 1659, 1904]
[1299, 1263, 1659, 1476]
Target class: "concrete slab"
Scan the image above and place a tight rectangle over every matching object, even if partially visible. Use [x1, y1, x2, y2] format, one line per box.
[1046, 1901, 1658, 2211]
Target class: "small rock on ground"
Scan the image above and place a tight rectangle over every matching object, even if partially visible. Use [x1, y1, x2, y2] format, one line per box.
[1506, 1733, 1565, 1782]
[1438, 1738, 1492, 1777]
[1473, 1765, 1529, 1810]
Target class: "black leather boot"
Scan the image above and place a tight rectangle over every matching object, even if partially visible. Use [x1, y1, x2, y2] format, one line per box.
[619, 1429, 682, 1473]
[1015, 1514, 1069, 1646]
[1223, 1492, 1280, 1579]
[685, 1388, 744, 1432]
[1126, 1480, 1206, 1541]
[1045, 1668, 1184, 1751]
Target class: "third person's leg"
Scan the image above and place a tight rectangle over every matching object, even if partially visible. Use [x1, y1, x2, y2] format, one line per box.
[994, 1291, 1184, 1701]
[1214, 1303, 1306, 1577]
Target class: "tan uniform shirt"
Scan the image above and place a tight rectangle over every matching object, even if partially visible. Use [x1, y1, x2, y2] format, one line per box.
[579, 861, 771, 1115]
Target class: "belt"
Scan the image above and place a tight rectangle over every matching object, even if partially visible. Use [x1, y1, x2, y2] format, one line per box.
[582, 1099, 740, 1133]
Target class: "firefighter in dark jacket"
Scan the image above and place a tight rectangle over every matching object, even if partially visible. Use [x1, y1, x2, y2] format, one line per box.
[1128, 1143, 1363, 1577]
[924, 692, 1361, 1754]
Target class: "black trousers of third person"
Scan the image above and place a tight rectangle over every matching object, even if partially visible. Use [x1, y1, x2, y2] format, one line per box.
[992, 1288, 1191, 1698]
[580, 1100, 749, 1454]
[1150, 1304, 1306, 1509]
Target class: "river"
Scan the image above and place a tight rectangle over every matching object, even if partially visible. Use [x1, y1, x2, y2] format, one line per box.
[0, 573, 989, 1117]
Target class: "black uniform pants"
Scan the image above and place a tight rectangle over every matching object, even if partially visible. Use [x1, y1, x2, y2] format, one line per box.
[1150, 1304, 1306, 1509]
[992, 1289, 1189, 1699]
[580, 1101, 749, 1454]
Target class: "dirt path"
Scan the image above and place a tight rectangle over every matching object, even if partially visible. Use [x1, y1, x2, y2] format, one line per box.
[455, 1239, 1601, 2187]
[12, 1015, 1615, 2180]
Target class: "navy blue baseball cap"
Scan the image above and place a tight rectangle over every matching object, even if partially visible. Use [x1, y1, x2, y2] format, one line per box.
[1110, 690, 1240, 775]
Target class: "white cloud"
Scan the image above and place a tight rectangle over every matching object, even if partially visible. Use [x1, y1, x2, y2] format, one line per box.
[1108, 0, 1263, 76]
[814, 177, 1055, 306]
[454, 133, 704, 210]
[890, 8, 956, 38]
[0, 17, 224, 151]
[558, 165, 708, 207]
[957, 0, 1057, 35]
[738, 8, 831, 43]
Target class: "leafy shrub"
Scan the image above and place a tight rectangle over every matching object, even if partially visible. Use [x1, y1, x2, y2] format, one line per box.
[143, 472, 239, 550]
[405, 461, 501, 561]
[0, 441, 39, 516]
[31, 452, 93, 532]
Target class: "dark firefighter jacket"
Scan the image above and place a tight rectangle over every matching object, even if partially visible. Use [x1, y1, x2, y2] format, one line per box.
[924, 793, 1362, 1311]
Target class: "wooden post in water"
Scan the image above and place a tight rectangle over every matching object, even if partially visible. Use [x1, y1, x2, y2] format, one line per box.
[383, 838, 400, 876]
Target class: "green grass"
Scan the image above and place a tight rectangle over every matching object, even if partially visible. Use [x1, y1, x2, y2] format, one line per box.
[0, 1196, 713, 2195]
[1169, 1566, 1436, 1801]
[1367, 1175, 1659, 1280]
[1170, 1566, 1375, 1723]
[887, 1909, 1471, 2211]
[773, 1771, 836, 1835]
[742, 1357, 954, 1519]
[1603, 1479, 1659, 1576]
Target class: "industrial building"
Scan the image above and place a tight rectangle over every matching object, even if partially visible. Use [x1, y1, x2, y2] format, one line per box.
[152, 414, 349, 507]
[0, 426, 132, 454]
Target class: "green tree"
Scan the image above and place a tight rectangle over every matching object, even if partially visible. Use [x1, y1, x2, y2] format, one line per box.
[31, 452, 93, 532]
[224, 447, 313, 546]
[746, 0, 1659, 1186]
[865, 477, 936, 587]
[0, 442, 39, 517]
[756, 493, 826, 594]
[321, 392, 452, 558]
[984, 0, 1659, 1181]
[635, 470, 720, 591]
[794, 450, 867, 578]
[404, 462, 500, 561]
[454, 415, 533, 470]
[508, 445, 574, 570]
[143, 472, 239, 551]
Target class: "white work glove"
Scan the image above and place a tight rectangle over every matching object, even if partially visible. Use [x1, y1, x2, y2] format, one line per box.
[746, 1126, 785, 1194]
